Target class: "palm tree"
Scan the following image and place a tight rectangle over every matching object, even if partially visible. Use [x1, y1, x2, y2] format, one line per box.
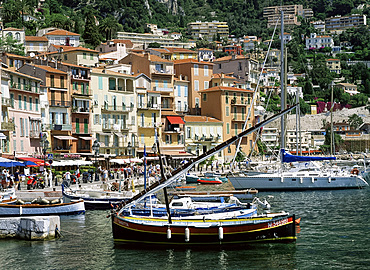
[99, 15, 120, 41]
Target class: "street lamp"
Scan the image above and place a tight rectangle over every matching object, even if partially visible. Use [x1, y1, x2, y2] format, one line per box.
[152, 142, 157, 154]
[92, 140, 100, 181]
[40, 134, 49, 184]
[196, 144, 200, 156]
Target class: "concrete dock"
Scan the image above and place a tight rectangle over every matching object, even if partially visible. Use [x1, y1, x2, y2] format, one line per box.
[0, 216, 60, 240]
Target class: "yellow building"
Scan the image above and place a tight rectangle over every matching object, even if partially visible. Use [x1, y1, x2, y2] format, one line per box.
[199, 86, 255, 162]
[47, 45, 99, 67]
[148, 47, 197, 61]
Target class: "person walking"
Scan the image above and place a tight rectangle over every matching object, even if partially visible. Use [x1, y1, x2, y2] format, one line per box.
[14, 169, 20, 190]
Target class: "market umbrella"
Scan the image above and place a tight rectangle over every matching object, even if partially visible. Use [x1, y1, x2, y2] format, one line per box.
[23, 160, 38, 167]
[0, 157, 25, 167]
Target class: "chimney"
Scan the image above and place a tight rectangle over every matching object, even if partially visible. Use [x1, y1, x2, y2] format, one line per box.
[145, 53, 150, 61]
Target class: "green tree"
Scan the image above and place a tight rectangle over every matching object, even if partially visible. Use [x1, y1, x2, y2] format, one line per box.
[99, 15, 120, 41]
[82, 10, 102, 48]
[348, 114, 363, 130]
[0, 35, 25, 55]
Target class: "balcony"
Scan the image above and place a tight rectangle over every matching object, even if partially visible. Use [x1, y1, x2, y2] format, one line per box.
[72, 106, 91, 113]
[72, 126, 91, 134]
[72, 74, 90, 81]
[102, 123, 129, 131]
[1, 122, 15, 131]
[29, 130, 41, 139]
[138, 123, 156, 129]
[44, 124, 72, 131]
[50, 100, 71, 107]
[231, 98, 248, 106]
[2, 97, 11, 107]
[151, 68, 173, 75]
[163, 127, 183, 133]
[153, 86, 174, 93]
[10, 82, 39, 93]
[101, 105, 133, 112]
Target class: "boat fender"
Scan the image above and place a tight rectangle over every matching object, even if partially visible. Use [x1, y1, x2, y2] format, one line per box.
[167, 227, 172, 239]
[51, 199, 60, 204]
[218, 226, 224, 240]
[20, 206, 22, 216]
[31, 198, 38, 204]
[328, 177, 331, 183]
[185, 228, 190, 242]
[16, 199, 25, 205]
[311, 177, 314, 183]
[300, 177, 303, 184]
[281, 177, 284, 183]
[41, 198, 50, 205]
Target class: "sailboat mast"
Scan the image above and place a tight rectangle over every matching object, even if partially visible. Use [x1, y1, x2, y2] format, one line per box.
[280, 10, 286, 150]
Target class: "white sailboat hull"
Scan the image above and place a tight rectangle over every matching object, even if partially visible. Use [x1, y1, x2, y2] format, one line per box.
[229, 173, 369, 191]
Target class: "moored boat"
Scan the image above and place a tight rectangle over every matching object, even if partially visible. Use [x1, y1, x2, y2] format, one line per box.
[197, 177, 222, 185]
[185, 175, 199, 184]
[0, 199, 85, 217]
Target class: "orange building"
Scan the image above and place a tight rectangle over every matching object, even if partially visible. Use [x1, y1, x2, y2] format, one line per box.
[174, 59, 213, 115]
[199, 86, 255, 161]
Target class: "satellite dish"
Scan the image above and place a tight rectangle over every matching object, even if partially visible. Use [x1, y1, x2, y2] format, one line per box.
[30, 52, 35, 57]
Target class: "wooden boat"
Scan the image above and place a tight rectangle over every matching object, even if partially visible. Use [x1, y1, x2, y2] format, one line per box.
[0, 188, 17, 204]
[111, 107, 298, 247]
[197, 177, 222, 185]
[170, 189, 258, 202]
[62, 184, 139, 210]
[112, 213, 296, 247]
[174, 186, 197, 191]
[0, 199, 85, 217]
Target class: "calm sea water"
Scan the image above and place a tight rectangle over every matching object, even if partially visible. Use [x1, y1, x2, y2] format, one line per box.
[0, 188, 369, 270]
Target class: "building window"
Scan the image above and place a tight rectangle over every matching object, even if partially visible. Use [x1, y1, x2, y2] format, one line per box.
[24, 96, 27, 110]
[184, 86, 188, 97]
[60, 76, 64, 88]
[50, 75, 55, 87]
[98, 76, 103, 90]
[203, 93, 207, 101]
[226, 123, 230, 134]
[29, 97, 32, 110]
[177, 85, 181, 97]
[187, 127, 191, 139]
[194, 64, 199, 76]
[204, 65, 209, 76]
[83, 53, 86, 59]
[226, 106, 229, 116]
[194, 80, 199, 91]
[234, 123, 238, 135]
[90, 53, 93, 60]
[195, 97, 200, 108]
[225, 92, 229, 104]
[204, 81, 209, 89]
[18, 95, 22, 109]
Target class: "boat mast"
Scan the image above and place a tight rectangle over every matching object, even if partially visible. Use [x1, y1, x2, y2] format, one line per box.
[154, 125, 172, 224]
[280, 10, 286, 151]
[330, 82, 335, 156]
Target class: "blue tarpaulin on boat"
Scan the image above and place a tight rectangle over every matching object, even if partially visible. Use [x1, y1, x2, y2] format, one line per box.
[281, 149, 336, 163]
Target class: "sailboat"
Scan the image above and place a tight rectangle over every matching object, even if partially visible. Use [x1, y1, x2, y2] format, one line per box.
[229, 12, 369, 191]
[111, 107, 298, 247]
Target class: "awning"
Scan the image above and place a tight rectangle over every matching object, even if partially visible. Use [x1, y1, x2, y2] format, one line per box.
[0, 133, 6, 139]
[80, 137, 95, 141]
[167, 116, 185, 125]
[17, 157, 49, 166]
[53, 135, 78, 141]
[114, 132, 124, 137]
[97, 132, 111, 136]
[29, 117, 42, 121]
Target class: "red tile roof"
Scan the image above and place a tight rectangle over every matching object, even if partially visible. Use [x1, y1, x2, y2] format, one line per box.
[34, 64, 67, 74]
[44, 29, 80, 36]
[25, 36, 48, 42]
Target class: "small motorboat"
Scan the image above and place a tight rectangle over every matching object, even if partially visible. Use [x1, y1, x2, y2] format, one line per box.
[197, 177, 222, 185]
[185, 174, 199, 184]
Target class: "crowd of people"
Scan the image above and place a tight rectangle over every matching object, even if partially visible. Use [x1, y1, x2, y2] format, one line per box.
[1, 169, 21, 190]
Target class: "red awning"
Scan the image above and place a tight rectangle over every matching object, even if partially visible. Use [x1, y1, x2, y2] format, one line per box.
[167, 116, 185, 125]
[17, 157, 49, 166]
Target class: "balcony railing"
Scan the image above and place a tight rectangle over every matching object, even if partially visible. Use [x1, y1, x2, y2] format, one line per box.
[72, 126, 91, 134]
[10, 82, 39, 93]
[101, 105, 133, 112]
[44, 124, 72, 131]
[102, 123, 129, 131]
[138, 123, 156, 128]
[151, 68, 173, 75]
[72, 107, 90, 113]
[164, 127, 183, 133]
[153, 86, 174, 92]
[50, 100, 71, 107]
[2, 97, 11, 107]
[29, 130, 40, 138]
[1, 122, 15, 131]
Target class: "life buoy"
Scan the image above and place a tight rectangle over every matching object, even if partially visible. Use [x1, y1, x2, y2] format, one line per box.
[351, 168, 359, 175]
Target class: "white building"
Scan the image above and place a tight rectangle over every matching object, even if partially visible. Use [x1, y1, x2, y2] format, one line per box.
[305, 33, 334, 50]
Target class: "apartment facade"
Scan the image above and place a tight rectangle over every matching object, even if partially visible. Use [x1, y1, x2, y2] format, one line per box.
[326, 59, 341, 74]
[263, 5, 313, 28]
[24, 36, 49, 56]
[199, 86, 255, 162]
[174, 59, 213, 115]
[187, 21, 229, 41]
[305, 33, 334, 50]
[325, 14, 367, 33]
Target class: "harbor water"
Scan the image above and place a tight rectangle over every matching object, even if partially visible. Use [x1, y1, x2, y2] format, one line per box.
[0, 187, 369, 269]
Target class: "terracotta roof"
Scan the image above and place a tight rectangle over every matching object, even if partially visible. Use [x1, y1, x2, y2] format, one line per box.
[213, 55, 248, 62]
[174, 59, 213, 65]
[212, 73, 235, 79]
[60, 61, 90, 69]
[6, 69, 43, 82]
[5, 53, 32, 60]
[44, 29, 80, 36]
[91, 67, 135, 77]
[199, 86, 254, 93]
[133, 53, 173, 63]
[150, 48, 170, 53]
[3, 27, 23, 31]
[164, 47, 196, 53]
[198, 48, 213, 51]
[184, 115, 222, 123]
[111, 39, 134, 48]
[33, 64, 67, 74]
[161, 110, 180, 116]
[25, 36, 48, 42]
[50, 45, 99, 53]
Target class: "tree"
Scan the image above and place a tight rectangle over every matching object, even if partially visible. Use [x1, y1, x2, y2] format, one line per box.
[348, 114, 363, 130]
[0, 35, 25, 55]
[99, 15, 120, 41]
[82, 11, 102, 48]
